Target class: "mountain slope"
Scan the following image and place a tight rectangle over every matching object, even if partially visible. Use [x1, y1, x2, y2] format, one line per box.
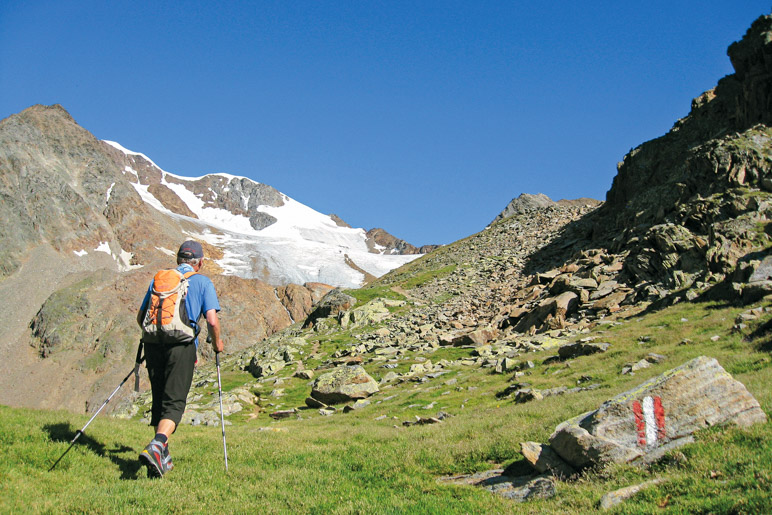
[0, 104, 427, 414]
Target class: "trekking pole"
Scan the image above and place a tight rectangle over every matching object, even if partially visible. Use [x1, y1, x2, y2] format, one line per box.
[49, 343, 144, 471]
[215, 351, 229, 471]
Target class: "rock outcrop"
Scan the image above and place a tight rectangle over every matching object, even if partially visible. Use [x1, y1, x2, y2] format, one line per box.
[492, 193, 600, 224]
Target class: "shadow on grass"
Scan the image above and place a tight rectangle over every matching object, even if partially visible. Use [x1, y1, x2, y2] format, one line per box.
[748, 317, 772, 352]
[44, 423, 143, 480]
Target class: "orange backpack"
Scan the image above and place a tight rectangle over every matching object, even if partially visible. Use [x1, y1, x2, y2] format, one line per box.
[140, 269, 198, 344]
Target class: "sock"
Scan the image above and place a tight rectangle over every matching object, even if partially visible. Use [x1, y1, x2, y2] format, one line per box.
[154, 433, 168, 444]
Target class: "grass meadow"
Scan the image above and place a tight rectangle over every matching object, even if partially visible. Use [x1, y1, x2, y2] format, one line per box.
[2, 297, 771, 513]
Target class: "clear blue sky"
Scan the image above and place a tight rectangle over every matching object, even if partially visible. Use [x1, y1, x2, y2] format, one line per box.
[1, 1, 768, 246]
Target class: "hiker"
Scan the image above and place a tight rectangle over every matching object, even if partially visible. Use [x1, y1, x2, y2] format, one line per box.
[136, 240, 224, 477]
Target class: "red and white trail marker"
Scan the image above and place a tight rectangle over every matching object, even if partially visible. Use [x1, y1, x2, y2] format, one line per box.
[632, 396, 666, 447]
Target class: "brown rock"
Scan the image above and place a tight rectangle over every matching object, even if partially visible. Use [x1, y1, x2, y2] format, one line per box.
[520, 441, 576, 478]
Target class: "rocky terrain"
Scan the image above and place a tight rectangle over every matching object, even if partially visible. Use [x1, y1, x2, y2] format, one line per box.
[0, 12, 769, 513]
[2, 11, 772, 507]
[115, 14, 772, 506]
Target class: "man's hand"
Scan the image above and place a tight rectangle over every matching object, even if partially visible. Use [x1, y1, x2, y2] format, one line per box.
[205, 309, 224, 353]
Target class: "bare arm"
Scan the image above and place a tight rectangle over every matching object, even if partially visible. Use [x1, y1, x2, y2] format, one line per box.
[205, 309, 224, 353]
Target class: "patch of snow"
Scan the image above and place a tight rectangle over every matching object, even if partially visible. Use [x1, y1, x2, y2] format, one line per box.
[118, 249, 143, 272]
[103, 140, 164, 170]
[73, 249, 88, 257]
[105, 182, 115, 205]
[93, 241, 143, 272]
[155, 246, 176, 256]
[123, 166, 138, 180]
[130, 182, 172, 214]
[274, 288, 295, 324]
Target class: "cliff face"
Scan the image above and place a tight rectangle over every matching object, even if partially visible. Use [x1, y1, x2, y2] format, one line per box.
[586, 15, 772, 296]
[604, 15, 772, 222]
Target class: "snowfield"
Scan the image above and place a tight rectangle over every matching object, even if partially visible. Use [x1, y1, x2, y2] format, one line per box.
[106, 140, 421, 288]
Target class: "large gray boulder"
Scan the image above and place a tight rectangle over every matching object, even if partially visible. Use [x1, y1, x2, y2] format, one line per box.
[741, 255, 772, 303]
[310, 365, 379, 405]
[549, 356, 767, 469]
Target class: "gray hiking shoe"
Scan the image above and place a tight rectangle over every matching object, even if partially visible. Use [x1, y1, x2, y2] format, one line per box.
[139, 440, 173, 478]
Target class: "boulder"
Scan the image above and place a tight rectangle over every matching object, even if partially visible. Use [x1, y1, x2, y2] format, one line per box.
[248, 358, 286, 378]
[340, 298, 391, 328]
[557, 341, 610, 360]
[494, 357, 518, 374]
[742, 255, 772, 303]
[302, 289, 356, 328]
[441, 327, 500, 347]
[310, 365, 379, 405]
[520, 441, 576, 478]
[514, 292, 579, 334]
[549, 356, 767, 469]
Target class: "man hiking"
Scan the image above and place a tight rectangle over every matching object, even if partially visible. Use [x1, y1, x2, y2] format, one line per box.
[136, 240, 224, 478]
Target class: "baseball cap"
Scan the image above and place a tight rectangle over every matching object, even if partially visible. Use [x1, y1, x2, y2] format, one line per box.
[177, 240, 204, 259]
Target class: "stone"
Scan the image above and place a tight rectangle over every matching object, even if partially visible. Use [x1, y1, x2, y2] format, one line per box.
[549, 356, 767, 469]
[741, 257, 772, 302]
[558, 341, 610, 360]
[294, 369, 314, 380]
[440, 470, 556, 503]
[591, 289, 630, 311]
[520, 441, 576, 478]
[571, 277, 599, 290]
[310, 365, 379, 405]
[342, 299, 392, 328]
[305, 396, 328, 409]
[599, 479, 666, 510]
[403, 415, 442, 426]
[248, 358, 286, 379]
[514, 291, 579, 334]
[748, 255, 772, 282]
[380, 371, 400, 383]
[269, 409, 297, 420]
[494, 357, 518, 374]
[444, 327, 499, 347]
[302, 289, 356, 328]
[515, 389, 543, 403]
[590, 281, 619, 300]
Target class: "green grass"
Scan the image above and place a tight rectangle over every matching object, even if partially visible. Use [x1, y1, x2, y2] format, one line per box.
[402, 264, 458, 290]
[343, 285, 406, 304]
[3, 298, 772, 513]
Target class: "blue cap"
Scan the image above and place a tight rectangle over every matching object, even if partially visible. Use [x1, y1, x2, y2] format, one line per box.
[177, 240, 204, 259]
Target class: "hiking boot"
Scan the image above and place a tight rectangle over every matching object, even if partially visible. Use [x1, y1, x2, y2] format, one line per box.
[139, 440, 173, 478]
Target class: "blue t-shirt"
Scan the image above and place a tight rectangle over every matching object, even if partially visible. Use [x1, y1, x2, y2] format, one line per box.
[140, 264, 220, 347]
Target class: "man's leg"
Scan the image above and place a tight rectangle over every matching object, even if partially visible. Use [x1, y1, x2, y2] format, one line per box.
[140, 342, 196, 477]
[156, 419, 177, 438]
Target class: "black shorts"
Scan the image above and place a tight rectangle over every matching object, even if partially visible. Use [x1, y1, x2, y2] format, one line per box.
[144, 341, 197, 427]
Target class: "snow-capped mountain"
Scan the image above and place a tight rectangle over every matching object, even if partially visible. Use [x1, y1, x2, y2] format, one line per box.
[0, 104, 432, 413]
[103, 140, 421, 288]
